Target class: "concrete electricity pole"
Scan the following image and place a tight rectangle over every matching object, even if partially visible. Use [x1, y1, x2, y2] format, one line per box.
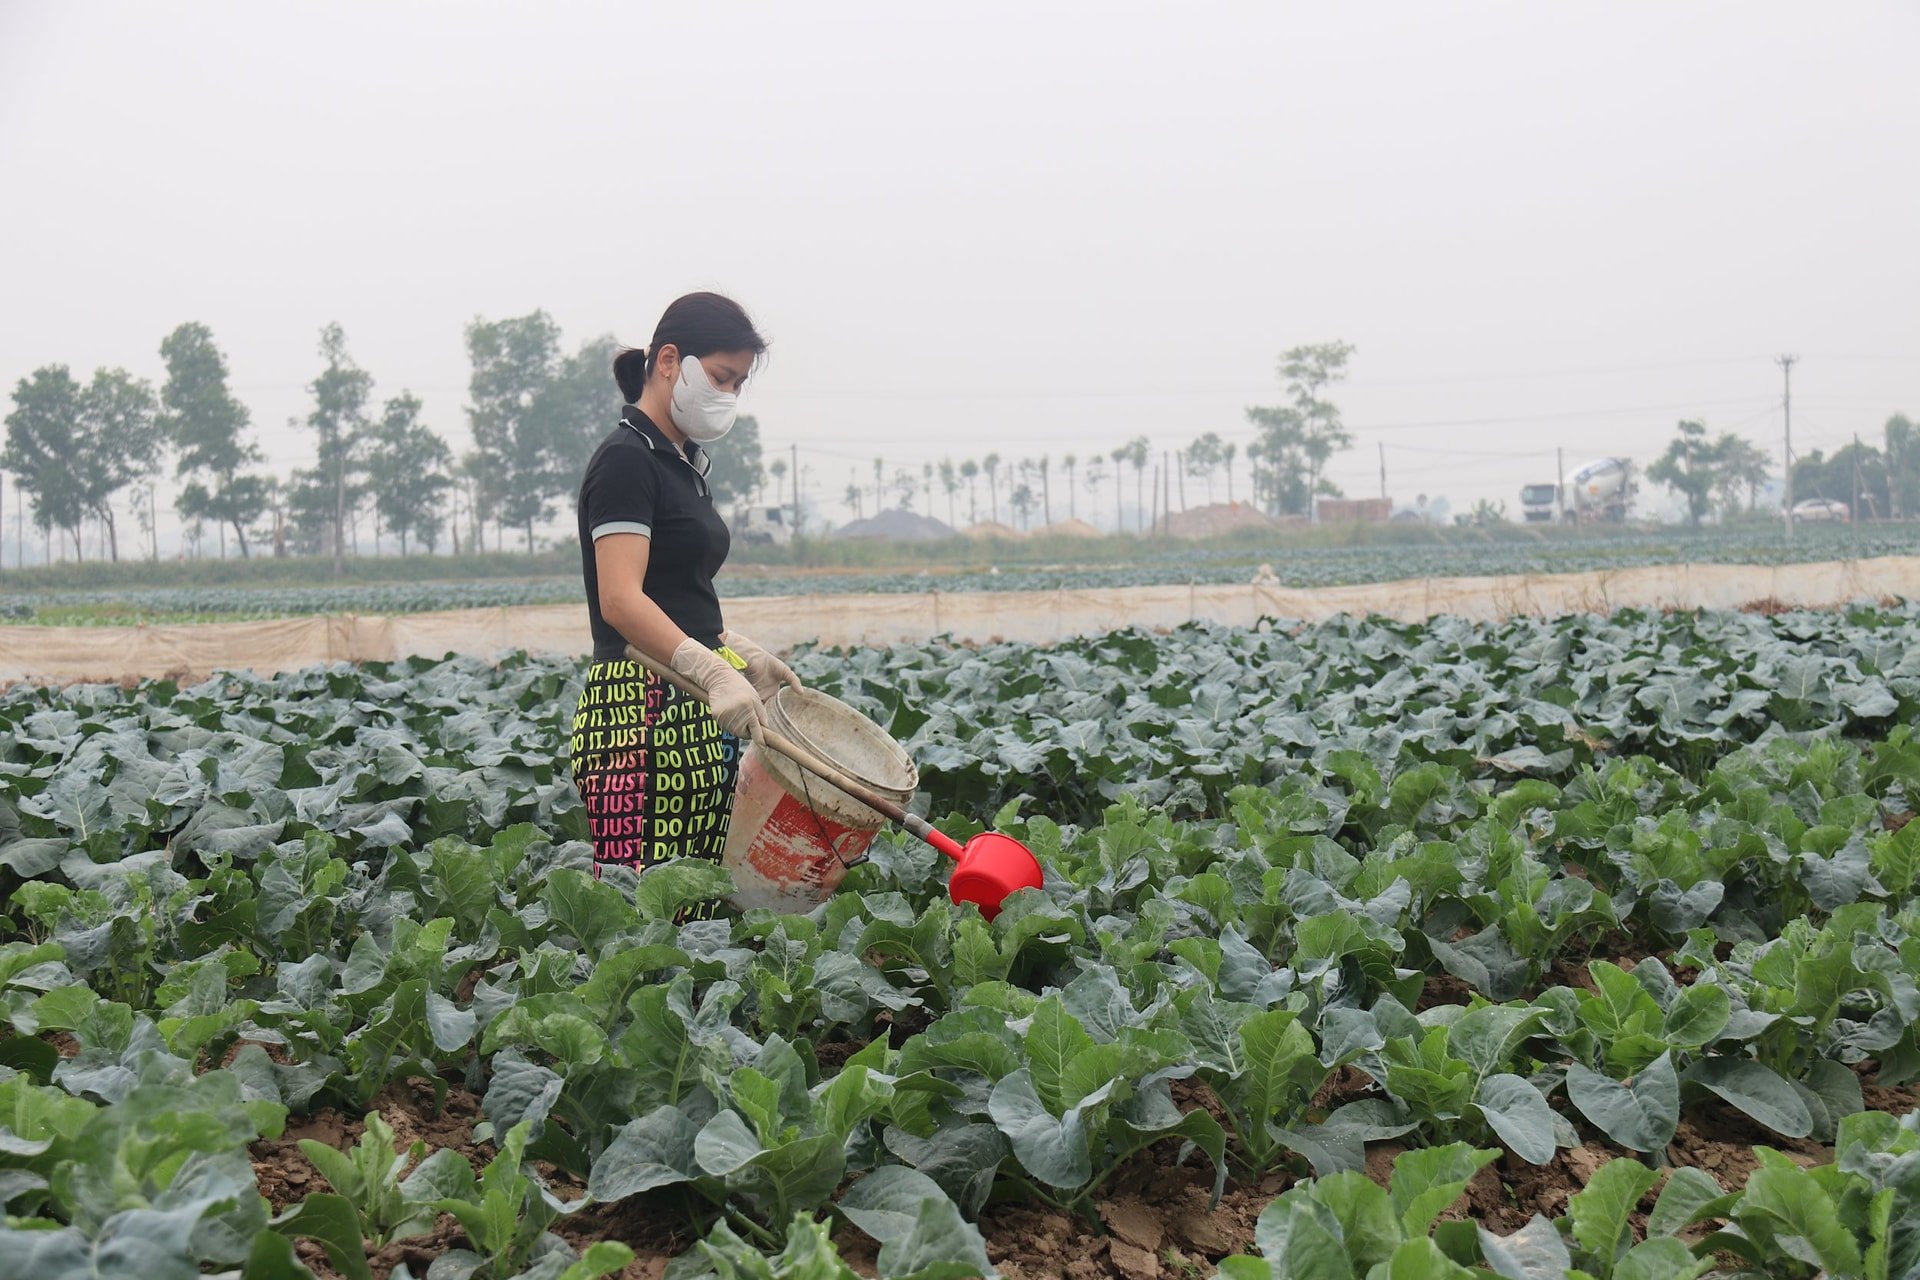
[1777, 354, 1798, 538]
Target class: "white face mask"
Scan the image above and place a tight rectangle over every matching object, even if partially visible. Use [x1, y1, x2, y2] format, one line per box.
[668, 355, 739, 444]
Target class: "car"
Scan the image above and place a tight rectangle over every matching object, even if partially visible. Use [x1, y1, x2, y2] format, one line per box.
[1790, 498, 1850, 523]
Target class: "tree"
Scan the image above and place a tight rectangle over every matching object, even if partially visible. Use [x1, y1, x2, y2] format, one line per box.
[1647, 419, 1717, 527]
[1246, 341, 1355, 518]
[959, 459, 980, 524]
[1186, 432, 1225, 501]
[365, 392, 452, 554]
[1710, 432, 1771, 517]
[982, 452, 1001, 524]
[79, 368, 162, 562]
[4, 366, 160, 562]
[1010, 482, 1036, 530]
[891, 469, 917, 512]
[465, 312, 568, 553]
[160, 323, 269, 559]
[1223, 441, 1238, 503]
[707, 414, 765, 511]
[1036, 454, 1052, 527]
[1062, 453, 1077, 520]
[1886, 414, 1919, 520]
[938, 458, 959, 528]
[306, 324, 373, 574]
[843, 479, 863, 520]
[4, 367, 89, 558]
[1084, 456, 1108, 530]
[769, 456, 788, 508]
[1792, 441, 1888, 519]
[282, 466, 339, 556]
[1117, 437, 1150, 532]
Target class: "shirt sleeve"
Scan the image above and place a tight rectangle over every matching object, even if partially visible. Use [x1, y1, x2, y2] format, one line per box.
[583, 446, 660, 541]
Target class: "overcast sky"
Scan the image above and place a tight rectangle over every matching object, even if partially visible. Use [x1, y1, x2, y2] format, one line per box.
[2, 1, 1916, 554]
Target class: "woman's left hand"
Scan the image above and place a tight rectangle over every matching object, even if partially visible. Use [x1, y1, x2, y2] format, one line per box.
[722, 628, 804, 701]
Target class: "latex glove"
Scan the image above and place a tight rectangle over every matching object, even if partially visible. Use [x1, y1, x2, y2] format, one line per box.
[670, 638, 765, 740]
[722, 628, 803, 702]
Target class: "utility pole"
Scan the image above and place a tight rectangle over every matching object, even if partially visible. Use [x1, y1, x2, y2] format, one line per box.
[1854, 432, 1865, 525]
[1778, 354, 1798, 538]
[1890, 422, 1902, 521]
[1378, 442, 1387, 501]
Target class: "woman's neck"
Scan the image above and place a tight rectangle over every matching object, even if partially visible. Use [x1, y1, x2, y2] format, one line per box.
[636, 387, 690, 454]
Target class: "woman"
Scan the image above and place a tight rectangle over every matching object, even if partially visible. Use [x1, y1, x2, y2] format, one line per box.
[570, 291, 800, 908]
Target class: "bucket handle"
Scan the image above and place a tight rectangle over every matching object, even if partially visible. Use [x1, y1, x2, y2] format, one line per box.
[623, 643, 942, 848]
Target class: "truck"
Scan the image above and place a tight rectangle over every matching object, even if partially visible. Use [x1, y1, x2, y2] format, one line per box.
[733, 505, 794, 546]
[1519, 483, 1561, 522]
[1518, 457, 1636, 525]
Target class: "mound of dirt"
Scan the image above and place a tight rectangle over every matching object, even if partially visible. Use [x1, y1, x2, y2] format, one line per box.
[1037, 518, 1103, 538]
[1165, 502, 1276, 539]
[961, 520, 1024, 540]
[832, 509, 956, 541]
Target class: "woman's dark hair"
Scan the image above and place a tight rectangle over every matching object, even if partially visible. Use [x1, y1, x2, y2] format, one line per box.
[613, 291, 768, 402]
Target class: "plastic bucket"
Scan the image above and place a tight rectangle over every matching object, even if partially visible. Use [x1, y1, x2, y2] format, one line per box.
[721, 685, 919, 912]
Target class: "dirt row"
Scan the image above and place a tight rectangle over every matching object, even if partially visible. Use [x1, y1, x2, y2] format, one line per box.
[238, 1055, 1920, 1280]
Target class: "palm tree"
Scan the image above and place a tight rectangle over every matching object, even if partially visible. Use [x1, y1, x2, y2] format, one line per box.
[1037, 454, 1052, 527]
[983, 452, 1002, 524]
[769, 456, 788, 508]
[1120, 437, 1151, 531]
[1062, 453, 1077, 520]
[844, 479, 863, 520]
[939, 458, 959, 528]
[1108, 446, 1128, 530]
[960, 459, 980, 524]
[1223, 442, 1238, 503]
[1010, 483, 1037, 530]
[1085, 457, 1108, 530]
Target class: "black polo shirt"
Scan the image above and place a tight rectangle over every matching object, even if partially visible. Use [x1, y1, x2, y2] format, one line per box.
[577, 405, 731, 661]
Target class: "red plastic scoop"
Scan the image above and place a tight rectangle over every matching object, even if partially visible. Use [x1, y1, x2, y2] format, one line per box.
[625, 646, 1046, 920]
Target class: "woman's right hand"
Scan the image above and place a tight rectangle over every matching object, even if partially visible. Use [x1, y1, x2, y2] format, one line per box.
[670, 639, 767, 740]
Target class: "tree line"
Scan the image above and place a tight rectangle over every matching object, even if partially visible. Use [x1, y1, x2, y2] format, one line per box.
[3, 326, 1371, 560]
[1648, 414, 1919, 525]
[0, 314, 772, 567]
[840, 342, 1361, 532]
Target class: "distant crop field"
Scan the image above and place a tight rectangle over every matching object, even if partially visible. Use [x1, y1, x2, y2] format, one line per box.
[0, 524, 1910, 624]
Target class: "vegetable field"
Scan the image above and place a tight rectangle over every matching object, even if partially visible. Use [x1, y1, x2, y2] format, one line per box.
[3, 523, 1914, 624]
[3, 605, 1920, 1279]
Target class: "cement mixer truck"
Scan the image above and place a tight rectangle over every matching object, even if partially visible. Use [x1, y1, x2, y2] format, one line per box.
[1519, 457, 1636, 524]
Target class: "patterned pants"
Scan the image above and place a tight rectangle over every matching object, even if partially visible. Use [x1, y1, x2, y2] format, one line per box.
[568, 656, 743, 920]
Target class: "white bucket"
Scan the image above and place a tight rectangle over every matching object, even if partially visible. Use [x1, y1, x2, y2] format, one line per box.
[720, 685, 919, 913]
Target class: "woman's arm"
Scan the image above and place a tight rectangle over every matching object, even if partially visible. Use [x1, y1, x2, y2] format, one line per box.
[594, 532, 691, 663]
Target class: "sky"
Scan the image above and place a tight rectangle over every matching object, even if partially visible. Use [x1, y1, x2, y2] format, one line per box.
[2, 1, 1916, 557]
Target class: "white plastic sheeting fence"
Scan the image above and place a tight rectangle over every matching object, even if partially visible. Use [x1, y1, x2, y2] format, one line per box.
[0, 555, 1881, 683]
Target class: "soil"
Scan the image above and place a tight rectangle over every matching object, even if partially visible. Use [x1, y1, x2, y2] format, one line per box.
[240, 1024, 1920, 1279]
[1414, 973, 1477, 1012]
[980, 1147, 1277, 1280]
[249, 1078, 490, 1214]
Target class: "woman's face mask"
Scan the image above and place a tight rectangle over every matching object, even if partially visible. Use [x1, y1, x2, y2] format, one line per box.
[669, 355, 739, 444]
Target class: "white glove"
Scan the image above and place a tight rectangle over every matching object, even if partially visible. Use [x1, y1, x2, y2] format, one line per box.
[722, 628, 803, 702]
[670, 638, 765, 740]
